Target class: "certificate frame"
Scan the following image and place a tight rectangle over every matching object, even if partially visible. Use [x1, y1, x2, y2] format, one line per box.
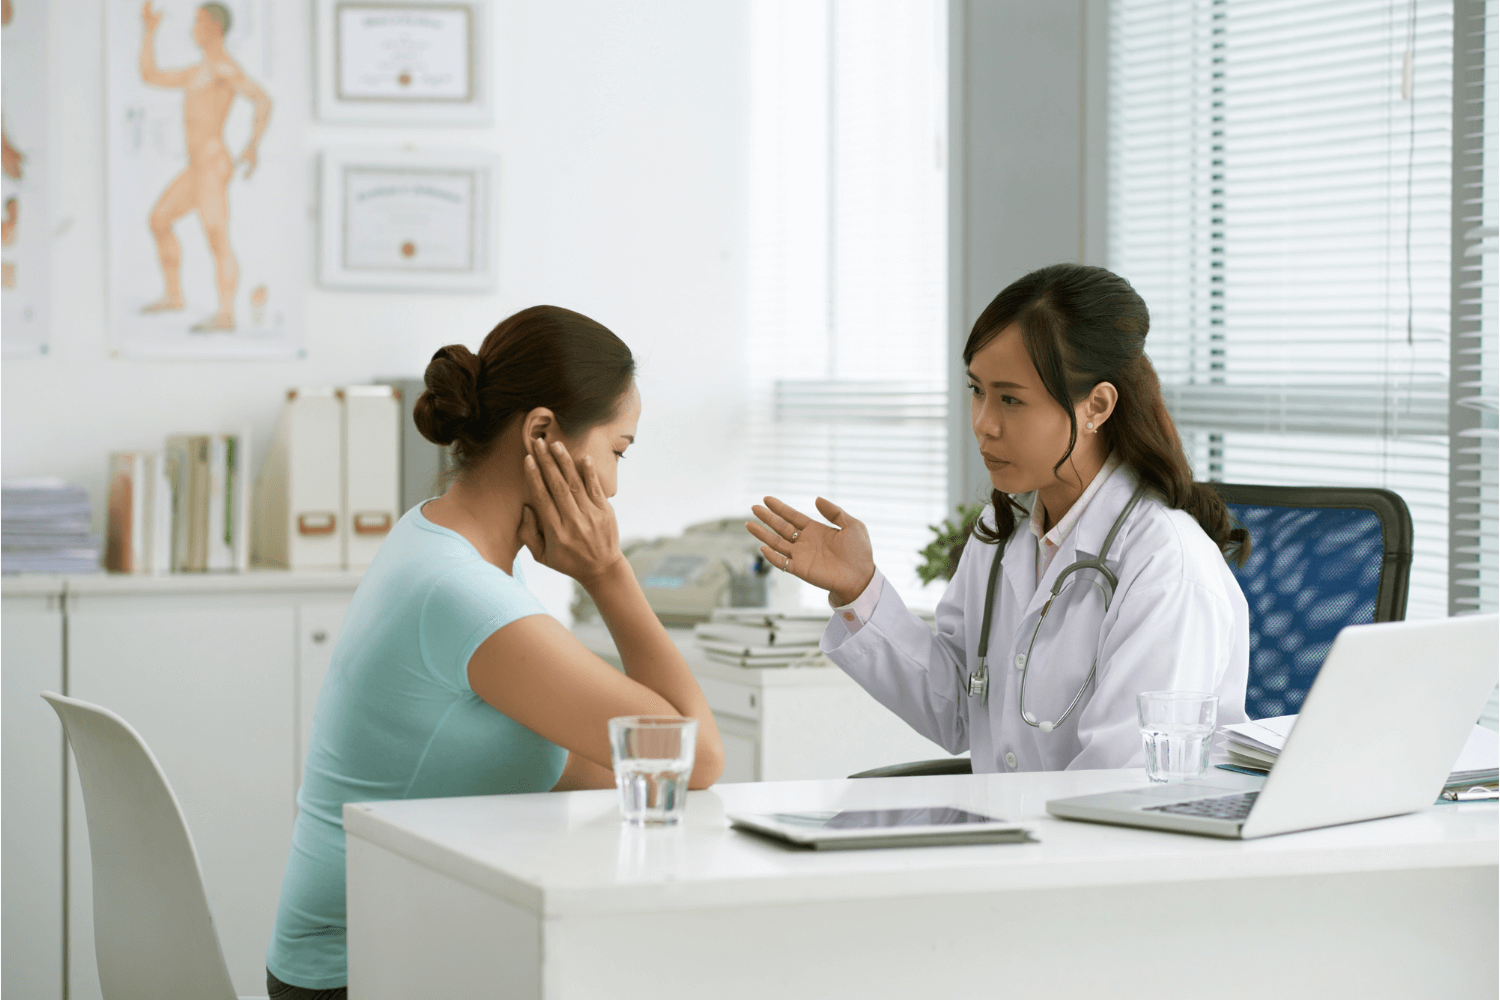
[315, 0, 490, 125]
[319, 148, 497, 292]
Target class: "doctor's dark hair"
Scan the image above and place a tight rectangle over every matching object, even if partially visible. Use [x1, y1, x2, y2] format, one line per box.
[964, 264, 1249, 565]
[414, 305, 636, 474]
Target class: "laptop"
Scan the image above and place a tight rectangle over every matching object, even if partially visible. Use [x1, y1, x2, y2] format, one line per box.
[1046, 613, 1499, 839]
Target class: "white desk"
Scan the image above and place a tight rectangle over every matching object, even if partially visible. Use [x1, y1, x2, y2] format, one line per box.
[345, 770, 1498, 999]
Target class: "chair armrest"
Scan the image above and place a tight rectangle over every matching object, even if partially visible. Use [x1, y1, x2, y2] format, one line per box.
[849, 757, 973, 779]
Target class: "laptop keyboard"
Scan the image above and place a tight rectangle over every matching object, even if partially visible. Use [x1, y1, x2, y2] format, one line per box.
[1145, 790, 1259, 821]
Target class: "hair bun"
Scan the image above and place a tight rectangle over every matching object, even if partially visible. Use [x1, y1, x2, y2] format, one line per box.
[414, 344, 482, 447]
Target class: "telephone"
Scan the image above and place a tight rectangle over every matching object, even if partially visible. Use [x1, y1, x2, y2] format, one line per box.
[572, 517, 772, 625]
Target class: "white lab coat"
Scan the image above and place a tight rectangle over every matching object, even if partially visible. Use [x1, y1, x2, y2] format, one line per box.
[821, 466, 1249, 772]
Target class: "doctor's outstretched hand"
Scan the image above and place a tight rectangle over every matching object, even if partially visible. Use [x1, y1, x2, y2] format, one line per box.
[747, 496, 876, 607]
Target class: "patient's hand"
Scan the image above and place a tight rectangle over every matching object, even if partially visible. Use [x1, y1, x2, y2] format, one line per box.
[748, 496, 875, 606]
[519, 438, 623, 588]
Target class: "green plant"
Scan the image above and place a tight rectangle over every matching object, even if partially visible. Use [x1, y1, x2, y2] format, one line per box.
[916, 503, 986, 585]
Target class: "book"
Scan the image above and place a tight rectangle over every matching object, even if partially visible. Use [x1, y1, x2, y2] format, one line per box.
[704, 650, 828, 669]
[1218, 714, 1499, 789]
[105, 452, 150, 572]
[149, 450, 173, 573]
[694, 621, 829, 647]
[166, 435, 211, 571]
[204, 432, 250, 572]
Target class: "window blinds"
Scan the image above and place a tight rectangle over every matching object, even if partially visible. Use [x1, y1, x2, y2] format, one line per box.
[1109, 0, 1455, 620]
[745, 0, 948, 607]
[1452, 1, 1498, 617]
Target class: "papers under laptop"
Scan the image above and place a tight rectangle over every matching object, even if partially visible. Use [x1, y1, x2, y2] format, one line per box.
[1218, 715, 1499, 791]
[1046, 614, 1499, 840]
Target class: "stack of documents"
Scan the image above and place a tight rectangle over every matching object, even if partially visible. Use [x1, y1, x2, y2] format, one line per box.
[693, 609, 832, 668]
[1219, 714, 1500, 790]
[2, 480, 100, 574]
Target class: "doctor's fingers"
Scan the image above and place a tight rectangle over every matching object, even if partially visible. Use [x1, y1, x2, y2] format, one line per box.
[745, 519, 793, 557]
[751, 501, 803, 542]
[813, 496, 858, 528]
[757, 544, 798, 576]
[762, 496, 815, 533]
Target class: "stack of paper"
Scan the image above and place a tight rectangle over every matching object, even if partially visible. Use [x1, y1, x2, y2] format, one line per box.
[1219, 714, 1500, 789]
[693, 609, 832, 668]
[1, 479, 100, 574]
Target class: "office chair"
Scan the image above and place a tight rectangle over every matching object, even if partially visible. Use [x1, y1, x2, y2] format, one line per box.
[850, 483, 1413, 778]
[1210, 484, 1412, 718]
[41, 692, 266, 1000]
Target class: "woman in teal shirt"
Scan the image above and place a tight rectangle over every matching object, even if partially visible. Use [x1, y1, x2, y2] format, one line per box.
[266, 306, 725, 998]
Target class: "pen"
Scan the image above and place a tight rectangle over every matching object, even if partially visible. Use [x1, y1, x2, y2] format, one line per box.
[1439, 786, 1500, 802]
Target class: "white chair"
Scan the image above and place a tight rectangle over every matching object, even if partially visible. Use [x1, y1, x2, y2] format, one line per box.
[41, 691, 266, 1000]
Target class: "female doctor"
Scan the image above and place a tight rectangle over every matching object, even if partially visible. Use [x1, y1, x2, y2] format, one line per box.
[747, 264, 1251, 772]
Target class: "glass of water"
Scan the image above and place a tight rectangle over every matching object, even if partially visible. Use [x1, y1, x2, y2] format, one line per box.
[608, 716, 698, 825]
[1138, 692, 1218, 783]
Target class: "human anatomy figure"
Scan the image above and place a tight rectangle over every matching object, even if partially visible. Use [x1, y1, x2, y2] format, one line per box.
[138, 2, 271, 331]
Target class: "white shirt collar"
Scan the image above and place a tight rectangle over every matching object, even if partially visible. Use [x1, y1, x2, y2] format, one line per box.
[1029, 451, 1124, 551]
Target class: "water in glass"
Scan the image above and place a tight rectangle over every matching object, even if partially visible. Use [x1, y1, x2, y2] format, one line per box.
[609, 715, 698, 825]
[614, 757, 694, 825]
[1141, 722, 1215, 782]
[1137, 691, 1217, 783]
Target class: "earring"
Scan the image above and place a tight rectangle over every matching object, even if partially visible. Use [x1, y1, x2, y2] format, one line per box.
[1086, 421, 1095, 431]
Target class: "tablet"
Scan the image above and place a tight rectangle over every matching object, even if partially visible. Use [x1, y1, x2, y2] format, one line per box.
[727, 806, 1034, 850]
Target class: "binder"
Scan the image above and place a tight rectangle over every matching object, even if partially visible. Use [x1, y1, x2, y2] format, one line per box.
[375, 376, 454, 512]
[253, 389, 344, 569]
[341, 385, 401, 570]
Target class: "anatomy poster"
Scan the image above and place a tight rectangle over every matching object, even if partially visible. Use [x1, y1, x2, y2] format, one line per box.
[107, 0, 302, 358]
[2, 0, 51, 357]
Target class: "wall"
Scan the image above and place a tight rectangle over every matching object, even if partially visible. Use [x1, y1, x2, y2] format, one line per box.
[946, 0, 1108, 513]
[2, 0, 751, 620]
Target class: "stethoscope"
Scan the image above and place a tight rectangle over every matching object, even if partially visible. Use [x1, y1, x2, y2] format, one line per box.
[967, 482, 1149, 732]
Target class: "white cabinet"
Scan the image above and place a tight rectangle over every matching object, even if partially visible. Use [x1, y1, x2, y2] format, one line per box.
[573, 623, 962, 781]
[1, 572, 359, 1000]
[2, 582, 66, 1000]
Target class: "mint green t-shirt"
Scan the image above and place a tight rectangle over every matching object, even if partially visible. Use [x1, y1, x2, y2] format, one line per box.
[266, 505, 566, 989]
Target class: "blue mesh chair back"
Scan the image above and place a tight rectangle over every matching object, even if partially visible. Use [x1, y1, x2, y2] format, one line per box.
[1210, 485, 1412, 720]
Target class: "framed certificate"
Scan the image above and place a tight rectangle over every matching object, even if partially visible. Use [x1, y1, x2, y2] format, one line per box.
[319, 149, 496, 292]
[316, 0, 490, 124]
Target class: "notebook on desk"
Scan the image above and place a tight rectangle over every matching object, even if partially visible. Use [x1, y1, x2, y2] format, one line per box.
[1217, 714, 1499, 790]
[1046, 614, 1499, 840]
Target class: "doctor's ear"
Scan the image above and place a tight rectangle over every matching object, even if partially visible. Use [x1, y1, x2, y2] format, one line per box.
[1079, 382, 1118, 433]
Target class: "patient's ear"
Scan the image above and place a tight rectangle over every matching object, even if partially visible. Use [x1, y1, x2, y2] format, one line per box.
[521, 407, 558, 444]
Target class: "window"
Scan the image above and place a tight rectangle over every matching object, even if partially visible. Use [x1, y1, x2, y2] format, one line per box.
[1452, 1, 1498, 617]
[745, 0, 949, 607]
[1109, 0, 1456, 619]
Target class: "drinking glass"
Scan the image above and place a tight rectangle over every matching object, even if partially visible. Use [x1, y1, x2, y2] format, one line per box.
[608, 716, 698, 825]
[1137, 692, 1218, 782]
